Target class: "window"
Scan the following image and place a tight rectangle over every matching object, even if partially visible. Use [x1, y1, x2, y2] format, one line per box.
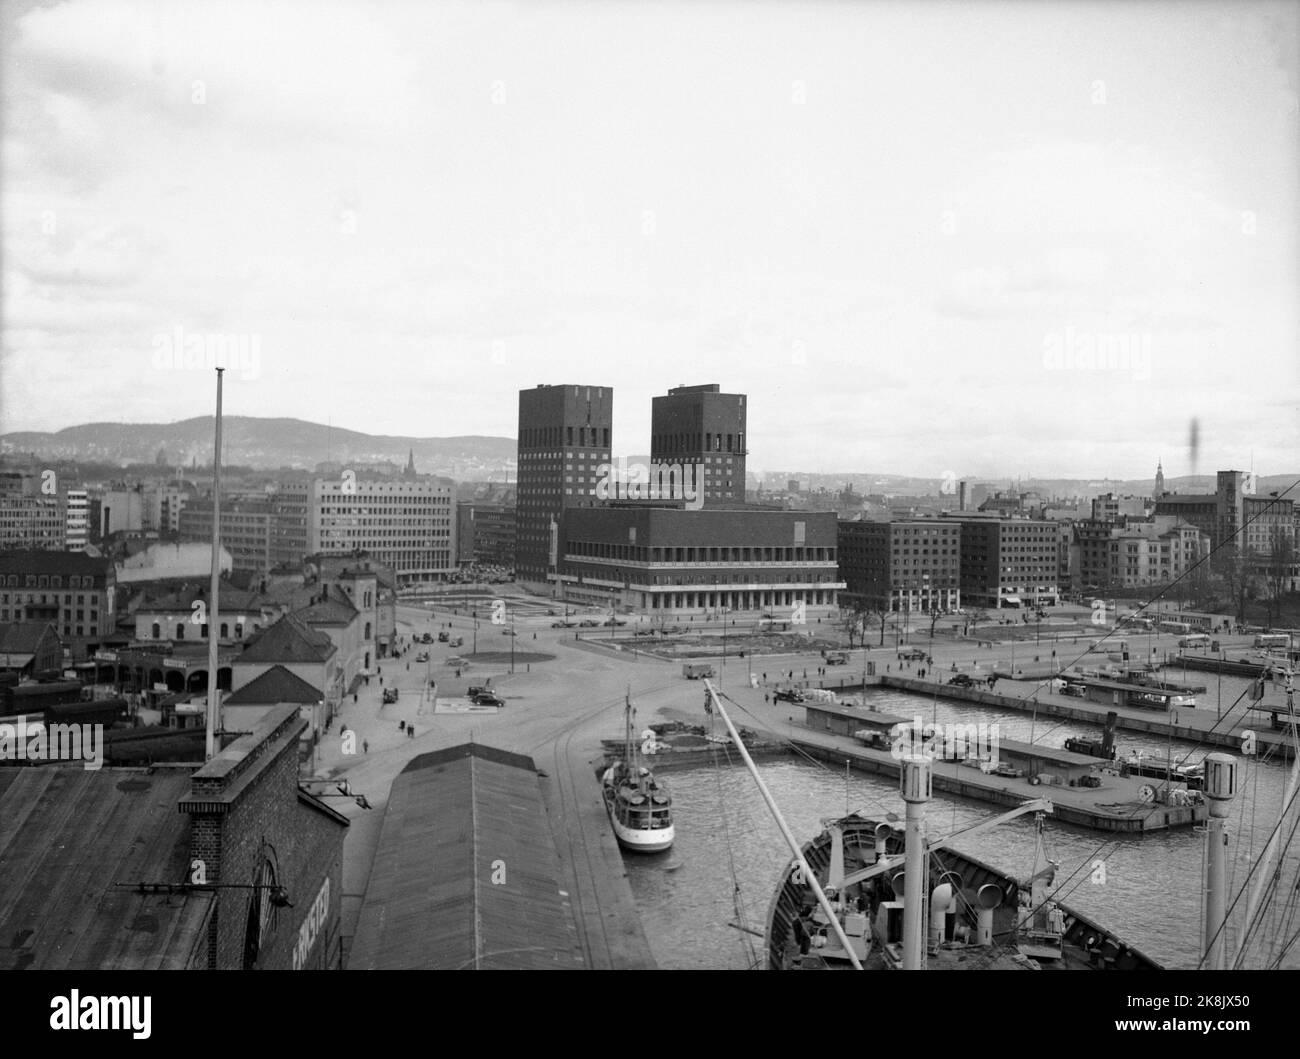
[176, 624, 185, 640]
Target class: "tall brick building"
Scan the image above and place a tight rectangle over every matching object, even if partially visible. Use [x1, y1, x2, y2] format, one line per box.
[515, 384, 613, 588]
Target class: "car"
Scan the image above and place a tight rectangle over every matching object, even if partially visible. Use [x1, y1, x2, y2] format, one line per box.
[415, 652, 429, 662]
[450, 637, 463, 647]
[603, 618, 627, 626]
[420, 633, 433, 644]
[947, 673, 974, 687]
[472, 692, 504, 707]
[382, 688, 399, 704]
[773, 689, 805, 704]
[446, 656, 469, 666]
[467, 685, 486, 697]
[437, 631, 449, 642]
[578, 619, 599, 628]
[551, 621, 569, 628]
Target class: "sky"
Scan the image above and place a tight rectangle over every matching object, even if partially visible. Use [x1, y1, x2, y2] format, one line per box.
[2, 0, 1297, 481]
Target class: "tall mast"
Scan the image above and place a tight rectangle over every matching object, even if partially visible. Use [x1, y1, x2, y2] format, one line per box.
[703, 680, 863, 969]
[205, 367, 224, 761]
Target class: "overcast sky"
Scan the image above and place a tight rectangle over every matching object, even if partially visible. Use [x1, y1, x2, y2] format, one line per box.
[2, 0, 1297, 481]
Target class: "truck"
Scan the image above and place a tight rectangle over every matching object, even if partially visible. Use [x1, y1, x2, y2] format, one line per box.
[825, 651, 850, 665]
[682, 662, 715, 680]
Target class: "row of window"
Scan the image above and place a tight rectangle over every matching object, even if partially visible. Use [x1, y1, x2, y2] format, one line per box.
[1, 574, 101, 588]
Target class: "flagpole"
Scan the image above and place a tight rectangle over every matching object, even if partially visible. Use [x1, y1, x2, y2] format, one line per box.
[205, 368, 224, 761]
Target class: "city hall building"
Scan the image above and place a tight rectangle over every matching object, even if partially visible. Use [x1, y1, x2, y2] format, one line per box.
[555, 504, 843, 617]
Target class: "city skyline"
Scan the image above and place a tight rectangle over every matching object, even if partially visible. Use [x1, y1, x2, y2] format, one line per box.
[3, 1, 1298, 479]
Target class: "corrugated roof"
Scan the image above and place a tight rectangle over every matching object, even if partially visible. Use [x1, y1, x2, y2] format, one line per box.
[0, 766, 212, 969]
[350, 743, 582, 970]
[225, 664, 322, 705]
[238, 613, 336, 664]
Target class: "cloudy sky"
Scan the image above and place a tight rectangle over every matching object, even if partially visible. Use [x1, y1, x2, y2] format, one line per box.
[3, 0, 1297, 481]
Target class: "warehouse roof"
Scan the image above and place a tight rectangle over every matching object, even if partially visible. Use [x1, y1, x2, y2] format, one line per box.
[349, 743, 582, 970]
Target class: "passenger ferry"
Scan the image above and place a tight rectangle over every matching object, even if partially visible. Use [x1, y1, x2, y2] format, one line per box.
[601, 694, 674, 853]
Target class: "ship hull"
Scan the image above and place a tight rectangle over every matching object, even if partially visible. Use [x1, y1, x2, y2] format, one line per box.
[764, 814, 1161, 970]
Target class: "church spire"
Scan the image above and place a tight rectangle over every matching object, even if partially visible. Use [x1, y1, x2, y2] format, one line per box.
[404, 448, 416, 479]
[1154, 459, 1165, 499]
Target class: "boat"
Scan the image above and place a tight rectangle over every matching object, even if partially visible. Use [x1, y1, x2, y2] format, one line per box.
[601, 693, 675, 853]
[694, 678, 1160, 971]
[763, 811, 1162, 971]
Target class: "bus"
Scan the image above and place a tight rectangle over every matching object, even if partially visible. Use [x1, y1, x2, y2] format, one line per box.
[1178, 634, 1211, 648]
[1158, 620, 1192, 635]
[1256, 634, 1292, 649]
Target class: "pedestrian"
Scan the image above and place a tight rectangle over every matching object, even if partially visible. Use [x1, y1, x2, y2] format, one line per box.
[379, 676, 383, 686]
[764, 693, 770, 703]
[406, 662, 410, 671]
[363, 739, 369, 754]
[408, 726, 414, 739]
[354, 693, 358, 704]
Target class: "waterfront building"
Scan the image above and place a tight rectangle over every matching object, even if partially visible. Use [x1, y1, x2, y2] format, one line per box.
[557, 504, 842, 617]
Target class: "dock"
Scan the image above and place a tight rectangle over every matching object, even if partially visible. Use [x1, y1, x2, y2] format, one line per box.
[788, 731, 1206, 833]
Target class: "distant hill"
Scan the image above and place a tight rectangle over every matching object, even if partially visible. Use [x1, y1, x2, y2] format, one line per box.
[0, 417, 517, 481]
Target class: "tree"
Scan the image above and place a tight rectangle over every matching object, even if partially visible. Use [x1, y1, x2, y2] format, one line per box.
[1265, 528, 1296, 627]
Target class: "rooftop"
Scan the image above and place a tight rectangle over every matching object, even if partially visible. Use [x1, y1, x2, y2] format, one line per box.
[350, 743, 582, 970]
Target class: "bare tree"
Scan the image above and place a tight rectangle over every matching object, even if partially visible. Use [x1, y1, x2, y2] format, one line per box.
[1265, 528, 1295, 627]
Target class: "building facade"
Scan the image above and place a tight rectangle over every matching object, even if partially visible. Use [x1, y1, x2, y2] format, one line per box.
[307, 477, 454, 587]
[516, 384, 613, 587]
[0, 550, 116, 652]
[947, 517, 1060, 608]
[837, 518, 962, 613]
[649, 383, 747, 504]
[557, 505, 842, 616]
[0, 495, 65, 550]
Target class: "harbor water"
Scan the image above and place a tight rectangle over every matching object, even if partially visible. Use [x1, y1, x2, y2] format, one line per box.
[625, 684, 1300, 971]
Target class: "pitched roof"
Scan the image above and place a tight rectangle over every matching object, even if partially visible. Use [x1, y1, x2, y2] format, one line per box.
[139, 581, 265, 613]
[237, 613, 336, 664]
[0, 622, 57, 654]
[292, 585, 357, 626]
[0, 551, 113, 578]
[0, 766, 213, 969]
[224, 664, 322, 705]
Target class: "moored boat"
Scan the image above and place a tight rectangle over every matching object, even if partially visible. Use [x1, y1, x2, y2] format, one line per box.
[601, 693, 675, 852]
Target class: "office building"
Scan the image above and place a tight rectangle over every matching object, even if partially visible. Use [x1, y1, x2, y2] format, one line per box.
[516, 384, 613, 587]
[649, 383, 746, 504]
[946, 517, 1060, 608]
[557, 505, 842, 616]
[838, 518, 962, 613]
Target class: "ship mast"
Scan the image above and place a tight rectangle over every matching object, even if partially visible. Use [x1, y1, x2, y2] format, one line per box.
[703, 680, 864, 969]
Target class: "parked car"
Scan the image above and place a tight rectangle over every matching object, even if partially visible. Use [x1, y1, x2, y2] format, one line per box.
[947, 673, 974, 687]
[551, 621, 570, 629]
[578, 619, 599, 628]
[603, 618, 627, 627]
[438, 631, 449, 642]
[420, 633, 433, 644]
[472, 692, 504, 707]
[415, 652, 429, 662]
[450, 637, 463, 647]
[382, 688, 399, 704]
[774, 689, 805, 704]
[446, 656, 469, 666]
